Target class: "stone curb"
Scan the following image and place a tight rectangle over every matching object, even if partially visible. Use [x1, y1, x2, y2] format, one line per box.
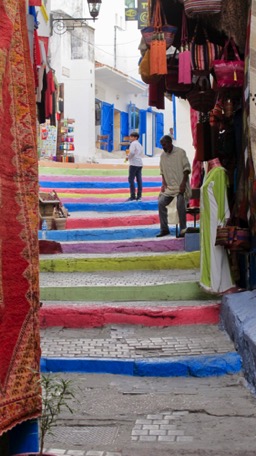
[220, 290, 256, 389]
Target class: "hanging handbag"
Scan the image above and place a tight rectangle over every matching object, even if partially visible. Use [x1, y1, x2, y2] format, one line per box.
[216, 225, 250, 251]
[178, 10, 192, 84]
[186, 76, 217, 113]
[149, 0, 168, 76]
[194, 115, 214, 162]
[212, 37, 245, 88]
[141, 0, 177, 50]
[138, 50, 162, 84]
[190, 24, 223, 75]
[165, 50, 192, 99]
[184, 0, 222, 17]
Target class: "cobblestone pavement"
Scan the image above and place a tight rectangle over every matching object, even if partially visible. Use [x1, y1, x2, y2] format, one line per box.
[40, 324, 233, 359]
[40, 270, 200, 287]
[43, 373, 256, 455]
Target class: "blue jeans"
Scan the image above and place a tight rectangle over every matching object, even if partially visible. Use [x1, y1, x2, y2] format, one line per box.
[128, 166, 142, 199]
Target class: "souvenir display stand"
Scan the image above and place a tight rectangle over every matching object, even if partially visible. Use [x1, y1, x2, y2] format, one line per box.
[58, 118, 75, 162]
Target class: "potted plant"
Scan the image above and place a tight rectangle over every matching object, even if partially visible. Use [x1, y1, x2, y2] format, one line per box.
[12, 373, 75, 456]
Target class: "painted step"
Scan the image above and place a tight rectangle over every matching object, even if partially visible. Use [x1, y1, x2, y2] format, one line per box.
[38, 226, 178, 241]
[40, 181, 161, 189]
[39, 269, 213, 302]
[39, 300, 220, 328]
[40, 324, 241, 378]
[39, 251, 200, 272]
[66, 212, 160, 229]
[39, 237, 185, 255]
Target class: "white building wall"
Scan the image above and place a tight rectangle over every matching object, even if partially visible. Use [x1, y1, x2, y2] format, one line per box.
[173, 99, 194, 164]
[48, 0, 192, 164]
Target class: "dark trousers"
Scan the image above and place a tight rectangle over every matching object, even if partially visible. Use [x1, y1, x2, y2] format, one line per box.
[158, 193, 187, 232]
[128, 165, 142, 199]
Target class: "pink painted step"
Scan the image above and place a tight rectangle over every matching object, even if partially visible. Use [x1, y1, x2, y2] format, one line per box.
[40, 304, 220, 328]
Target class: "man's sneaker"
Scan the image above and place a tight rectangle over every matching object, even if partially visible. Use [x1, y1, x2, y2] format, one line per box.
[179, 228, 187, 238]
[136, 197, 142, 201]
[126, 197, 136, 202]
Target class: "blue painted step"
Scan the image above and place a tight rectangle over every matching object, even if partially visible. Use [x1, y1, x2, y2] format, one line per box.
[40, 181, 161, 189]
[38, 226, 177, 241]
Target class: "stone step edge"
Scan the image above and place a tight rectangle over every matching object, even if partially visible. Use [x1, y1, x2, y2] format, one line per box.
[40, 352, 241, 378]
[40, 303, 220, 328]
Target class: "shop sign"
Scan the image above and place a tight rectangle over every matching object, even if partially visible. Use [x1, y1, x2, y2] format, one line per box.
[137, 0, 149, 29]
[125, 8, 138, 21]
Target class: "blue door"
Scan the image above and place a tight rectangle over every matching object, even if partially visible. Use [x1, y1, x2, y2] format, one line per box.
[101, 102, 114, 152]
[155, 112, 164, 148]
[120, 111, 129, 150]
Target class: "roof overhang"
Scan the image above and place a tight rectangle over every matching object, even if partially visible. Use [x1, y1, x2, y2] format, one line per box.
[95, 65, 147, 95]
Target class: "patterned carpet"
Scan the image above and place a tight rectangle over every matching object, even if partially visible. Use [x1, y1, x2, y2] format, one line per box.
[0, 0, 41, 435]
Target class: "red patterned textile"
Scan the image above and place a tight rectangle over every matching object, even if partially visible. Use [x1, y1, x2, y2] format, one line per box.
[0, 0, 41, 435]
[190, 108, 202, 207]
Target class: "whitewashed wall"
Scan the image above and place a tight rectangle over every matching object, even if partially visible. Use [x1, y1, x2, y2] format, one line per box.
[173, 99, 194, 164]
[49, 0, 193, 164]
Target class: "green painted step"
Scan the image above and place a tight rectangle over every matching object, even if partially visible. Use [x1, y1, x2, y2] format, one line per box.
[40, 281, 213, 302]
[39, 167, 159, 177]
[40, 252, 200, 273]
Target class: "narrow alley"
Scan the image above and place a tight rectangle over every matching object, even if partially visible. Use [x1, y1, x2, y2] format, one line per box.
[38, 157, 256, 456]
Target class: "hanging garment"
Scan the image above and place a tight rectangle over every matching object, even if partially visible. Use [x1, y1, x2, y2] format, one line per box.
[200, 166, 235, 293]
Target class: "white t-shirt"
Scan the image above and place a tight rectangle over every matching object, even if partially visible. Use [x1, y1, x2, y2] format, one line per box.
[128, 140, 143, 167]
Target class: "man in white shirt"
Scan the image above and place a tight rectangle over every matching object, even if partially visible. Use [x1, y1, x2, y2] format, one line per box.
[125, 132, 143, 201]
[156, 135, 191, 237]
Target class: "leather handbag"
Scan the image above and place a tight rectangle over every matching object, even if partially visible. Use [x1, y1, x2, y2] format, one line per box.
[184, 0, 222, 17]
[212, 37, 245, 88]
[186, 76, 217, 113]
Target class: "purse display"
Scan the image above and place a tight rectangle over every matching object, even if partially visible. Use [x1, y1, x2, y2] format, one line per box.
[184, 0, 222, 17]
[212, 37, 245, 88]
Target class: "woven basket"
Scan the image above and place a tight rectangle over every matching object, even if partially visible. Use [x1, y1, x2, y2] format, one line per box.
[55, 218, 67, 230]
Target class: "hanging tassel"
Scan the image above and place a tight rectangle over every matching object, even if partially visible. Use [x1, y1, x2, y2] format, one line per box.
[234, 69, 237, 81]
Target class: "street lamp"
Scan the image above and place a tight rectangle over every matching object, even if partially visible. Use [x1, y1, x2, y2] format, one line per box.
[51, 0, 102, 34]
[87, 0, 102, 19]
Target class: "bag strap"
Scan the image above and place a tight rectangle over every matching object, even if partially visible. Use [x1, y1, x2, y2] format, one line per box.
[221, 37, 241, 61]
[191, 22, 209, 44]
[153, 0, 163, 29]
[181, 9, 188, 45]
